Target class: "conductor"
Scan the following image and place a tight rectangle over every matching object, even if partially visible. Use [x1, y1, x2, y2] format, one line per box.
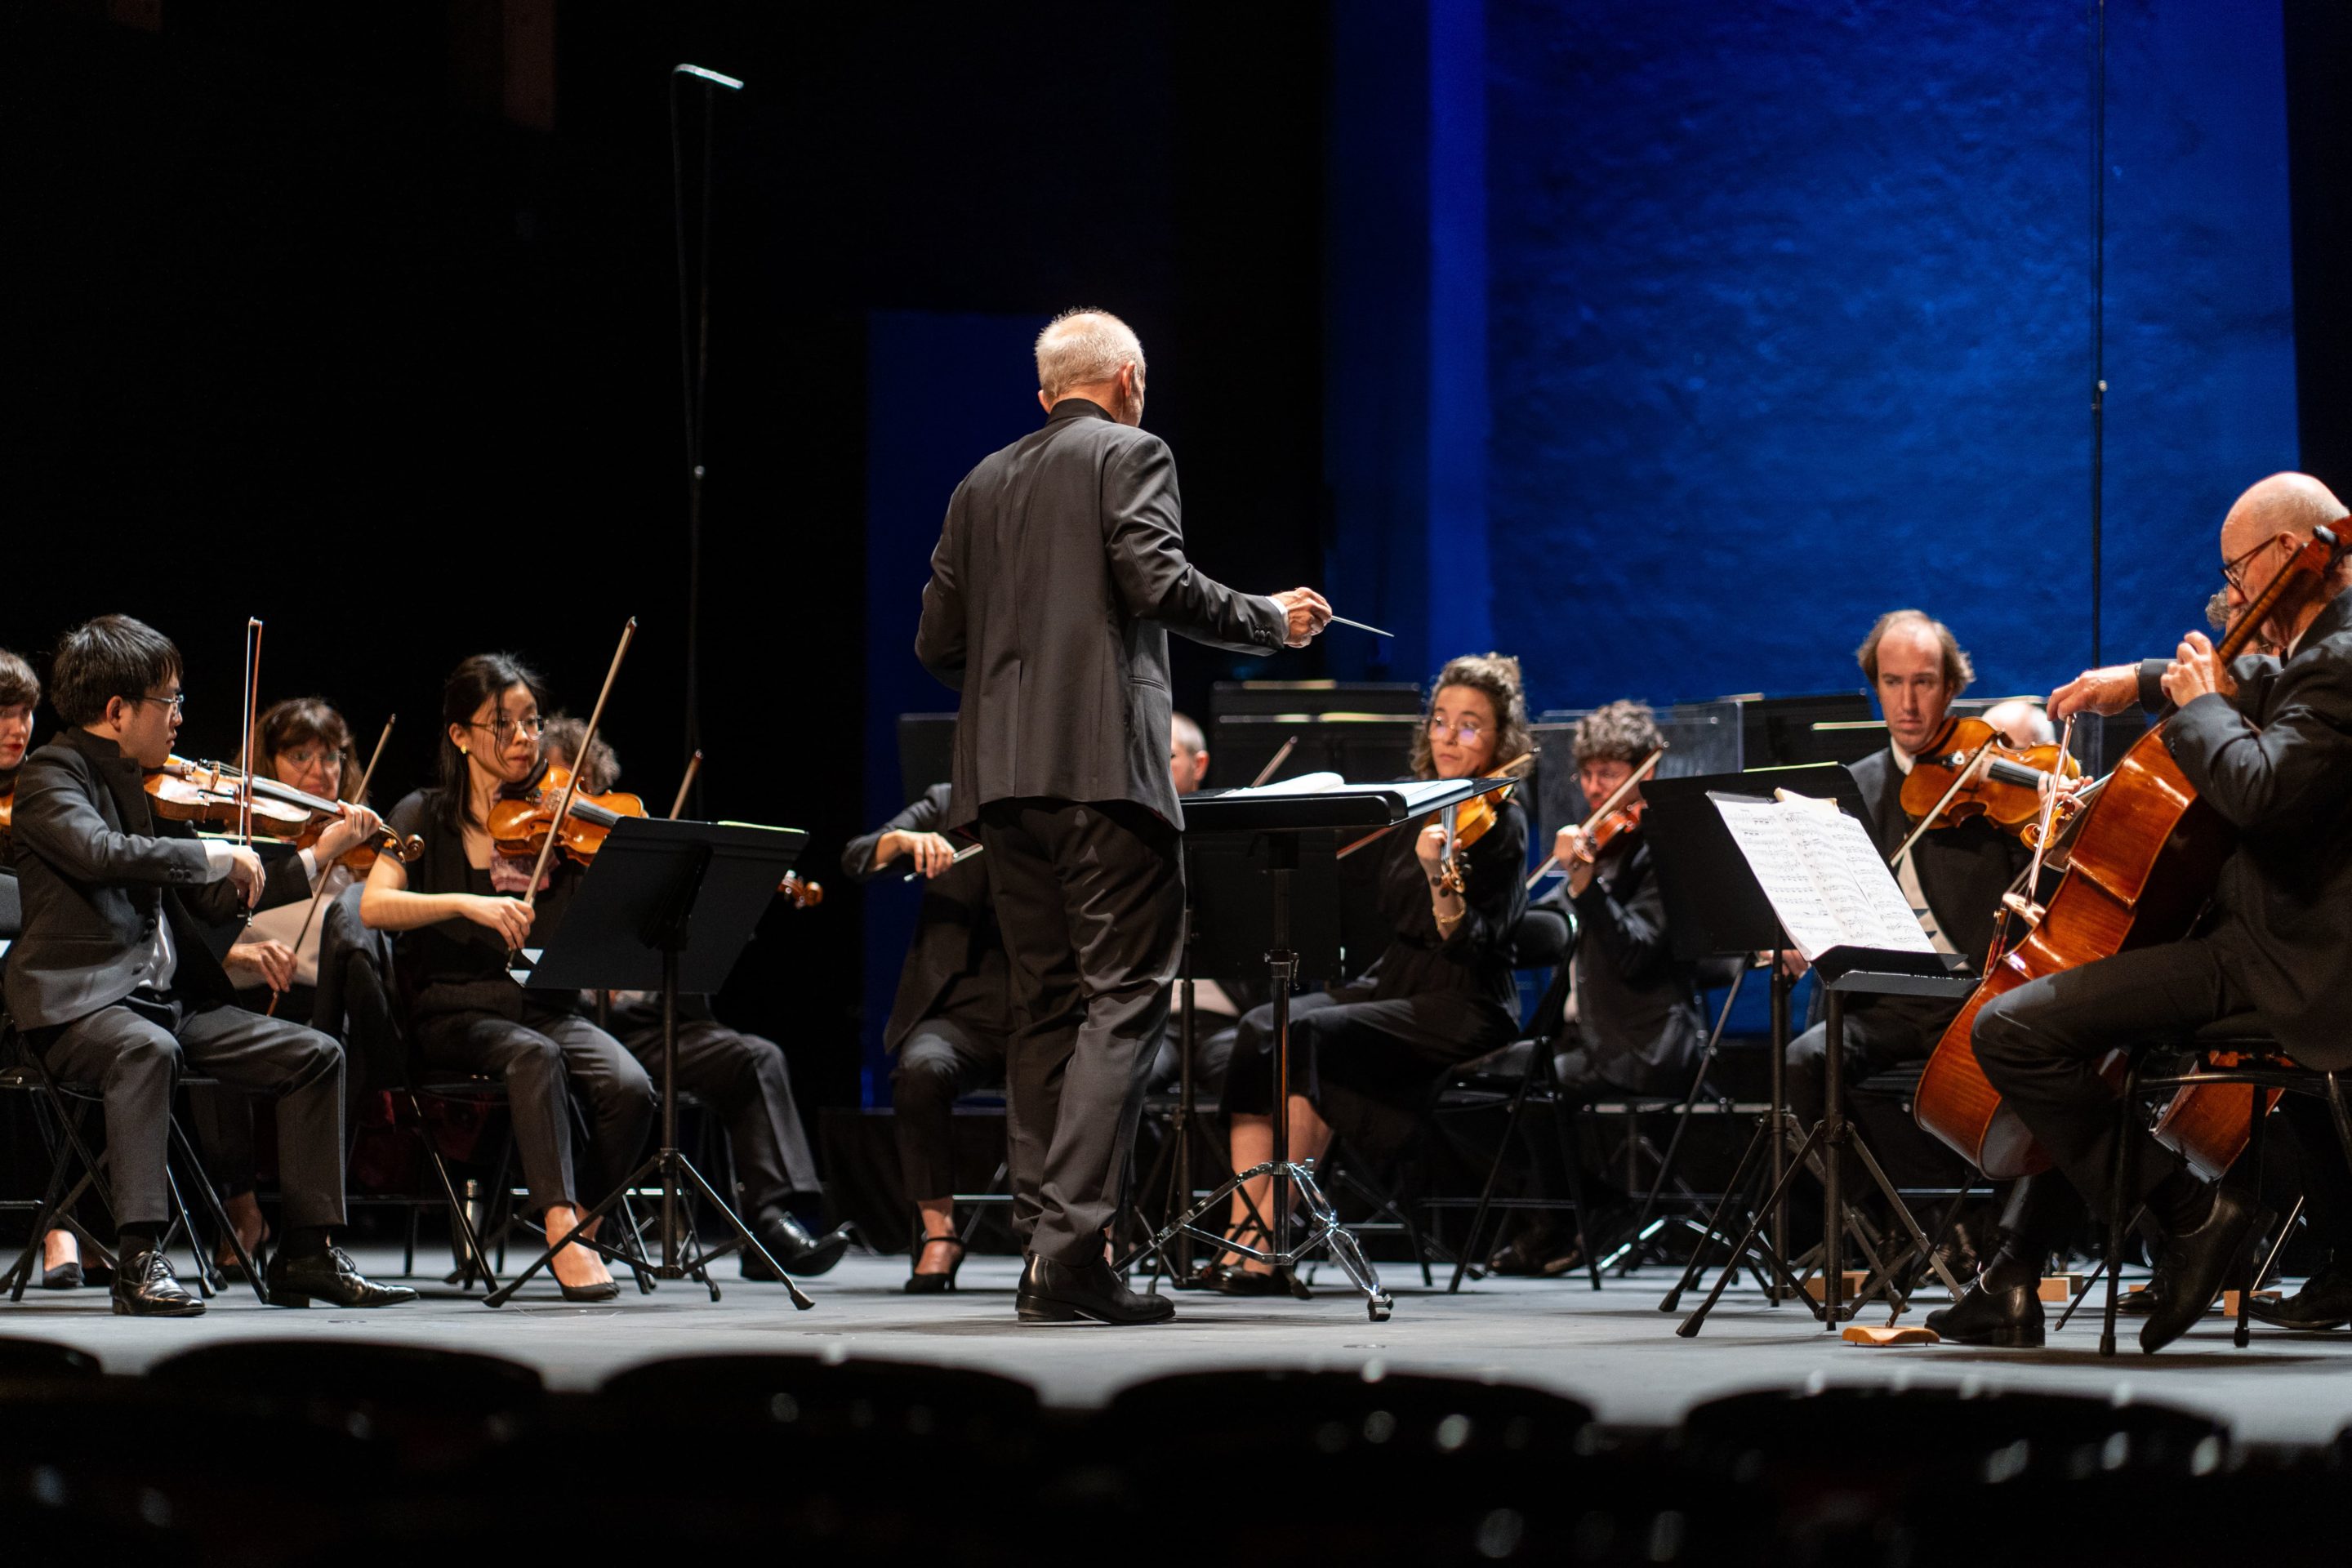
[916, 308, 1330, 1324]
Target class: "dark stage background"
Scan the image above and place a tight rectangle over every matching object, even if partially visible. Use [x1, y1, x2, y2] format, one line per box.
[5, 1, 2347, 1120]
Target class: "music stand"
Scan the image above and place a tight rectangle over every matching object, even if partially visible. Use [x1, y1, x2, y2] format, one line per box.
[482, 817, 814, 1311]
[1119, 775, 1503, 1322]
[1645, 773, 1975, 1334]
[1642, 764, 1860, 1314]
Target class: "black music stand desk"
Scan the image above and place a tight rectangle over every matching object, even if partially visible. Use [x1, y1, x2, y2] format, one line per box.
[482, 816, 813, 1311]
[1122, 775, 1505, 1322]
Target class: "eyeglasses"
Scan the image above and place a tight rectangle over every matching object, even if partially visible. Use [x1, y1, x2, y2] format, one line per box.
[471, 715, 546, 742]
[2221, 534, 2283, 595]
[1427, 717, 1487, 746]
[130, 693, 186, 714]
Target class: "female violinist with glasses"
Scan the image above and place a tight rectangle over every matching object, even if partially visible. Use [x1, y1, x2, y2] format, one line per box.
[1205, 653, 1532, 1293]
[359, 654, 654, 1302]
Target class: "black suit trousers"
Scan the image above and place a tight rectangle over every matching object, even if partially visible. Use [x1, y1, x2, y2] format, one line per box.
[978, 798, 1183, 1264]
[37, 996, 346, 1232]
[1973, 938, 2252, 1222]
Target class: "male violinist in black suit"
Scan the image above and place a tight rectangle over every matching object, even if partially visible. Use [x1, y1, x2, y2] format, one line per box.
[1943, 472, 2352, 1352]
[1784, 612, 2030, 1134]
[915, 308, 1330, 1324]
[5, 616, 414, 1316]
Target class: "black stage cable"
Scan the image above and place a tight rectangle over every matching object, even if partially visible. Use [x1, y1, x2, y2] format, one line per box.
[670, 62, 745, 813]
[2087, 0, 2108, 772]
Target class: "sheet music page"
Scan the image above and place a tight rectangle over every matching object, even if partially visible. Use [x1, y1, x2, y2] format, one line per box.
[1218, 775, 1472, 813]
[1709, 793, 1936, 961]
[1247, 771, 1346, 796]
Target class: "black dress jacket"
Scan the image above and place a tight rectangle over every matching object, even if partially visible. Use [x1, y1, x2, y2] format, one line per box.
[1554, 833, 1704, 1094]
[5, 728, 309, 1029]
[914, 398, 1290, 830]
[840, 782, 1005, 1053]
[2161, 586, 2352, 1067]
[1846, 745, 2029, 967]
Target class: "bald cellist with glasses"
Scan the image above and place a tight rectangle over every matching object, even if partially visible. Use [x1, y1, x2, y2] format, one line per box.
[1939, 473, 2352, 1352]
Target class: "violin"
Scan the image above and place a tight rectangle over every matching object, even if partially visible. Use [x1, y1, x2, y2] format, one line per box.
[489, 763, 648, 866]
[1437, 754, 1535, 896]
[778, 871, 823, 909]
[146, 758, 312, 838]
[1898, 715, 2083, 845]
[0, 786, 12, 838]
[212, 757, 421, 865]
[1525, 744, 1667, 889]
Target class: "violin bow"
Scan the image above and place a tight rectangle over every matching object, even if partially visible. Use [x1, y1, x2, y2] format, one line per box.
[267, 716, 394, 1018]
[238, 617, 264, 849]
[1526, 742, 1667, 889]
[669, 750, 703, 820]
[1250, 734, 1299, 789]
[1886, 733, 1998, 870]
[1336, 751, 1537, 863]
[512, 618, 638, 957]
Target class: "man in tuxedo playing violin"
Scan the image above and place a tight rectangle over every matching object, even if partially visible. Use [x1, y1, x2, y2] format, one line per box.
[916, 308, 1331, 1324]
[1784, 612, 2031, 1137]
[1949, 472, 2352, 1352]
[4, 616, 414, 1316]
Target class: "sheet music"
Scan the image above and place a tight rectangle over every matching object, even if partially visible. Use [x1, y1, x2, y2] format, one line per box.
[1212, 776, 1472, 813]
[1249, 771, 1347, 796]
[1710, 792, 1936, 962]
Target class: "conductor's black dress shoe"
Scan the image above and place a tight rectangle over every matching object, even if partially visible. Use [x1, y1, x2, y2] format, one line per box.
[112, 1248, 203, 1317]
[1925, 1272, 2044, 1348]
[1017, 1254, 1176, 1325]
[2140, 1187, 2257, 1353]
[265, 1246, 420, 1309]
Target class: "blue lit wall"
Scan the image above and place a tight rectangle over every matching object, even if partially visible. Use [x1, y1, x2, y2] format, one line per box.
[861, 310, 1045, 1101]
[1334, 0, 2299, 710]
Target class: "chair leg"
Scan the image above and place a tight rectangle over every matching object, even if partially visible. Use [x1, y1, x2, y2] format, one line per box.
[1552, 1100, 1602, 1291]
[5, 1119, 84, 1300]
[1447, 1070, 1536, 1293]
[168, 1115, 267, 1305]
[2100, 1058, 2142, 1357]
[2235, 1082, 2263, 1349]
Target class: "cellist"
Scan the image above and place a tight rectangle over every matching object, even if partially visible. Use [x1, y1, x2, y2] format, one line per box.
[1944, 473, 2352, 1352]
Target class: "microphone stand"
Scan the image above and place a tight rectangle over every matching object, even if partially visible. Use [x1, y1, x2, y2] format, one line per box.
[670, 61, 745, 816]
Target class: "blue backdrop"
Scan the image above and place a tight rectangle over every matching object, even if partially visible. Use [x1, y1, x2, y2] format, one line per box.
[1330, 0, 2299, 710]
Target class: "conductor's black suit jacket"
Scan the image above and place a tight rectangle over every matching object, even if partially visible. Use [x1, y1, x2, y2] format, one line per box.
[914, 399, 1289, 829]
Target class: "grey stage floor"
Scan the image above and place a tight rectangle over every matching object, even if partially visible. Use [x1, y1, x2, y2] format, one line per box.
[9, 1248, 2352, 1447]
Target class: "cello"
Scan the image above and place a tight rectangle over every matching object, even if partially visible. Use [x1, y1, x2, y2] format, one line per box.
[1914, 526, 2347, 1178]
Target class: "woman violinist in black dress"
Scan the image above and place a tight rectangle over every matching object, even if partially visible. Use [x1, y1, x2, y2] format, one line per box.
[360, 653, 654, 1300]
[1206, 652, 1532, 1292]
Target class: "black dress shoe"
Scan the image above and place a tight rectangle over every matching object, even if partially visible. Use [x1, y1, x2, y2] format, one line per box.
[1925, 1274, 2045, 1347]
[112, 1248, 203, 1318]
[2248, 1262, 2352, 1331]
[742, 1216, 853, 1280]
[42, 1258, 83, 1291]
[2141, 1187, 2258, 1353]
[265, 1246, 420, 1309]
[1197, 1262, 1288, 1297]
[1017, 1254, 1175, 1325]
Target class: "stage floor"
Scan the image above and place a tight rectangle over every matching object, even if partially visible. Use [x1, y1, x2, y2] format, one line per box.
[10, 1249, 2352, 1449]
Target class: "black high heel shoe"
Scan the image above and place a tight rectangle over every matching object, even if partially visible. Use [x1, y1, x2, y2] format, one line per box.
[905, 1233, 967, 1294]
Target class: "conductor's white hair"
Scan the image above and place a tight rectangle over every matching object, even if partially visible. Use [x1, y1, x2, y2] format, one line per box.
[1035, 308, 1145, 402]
